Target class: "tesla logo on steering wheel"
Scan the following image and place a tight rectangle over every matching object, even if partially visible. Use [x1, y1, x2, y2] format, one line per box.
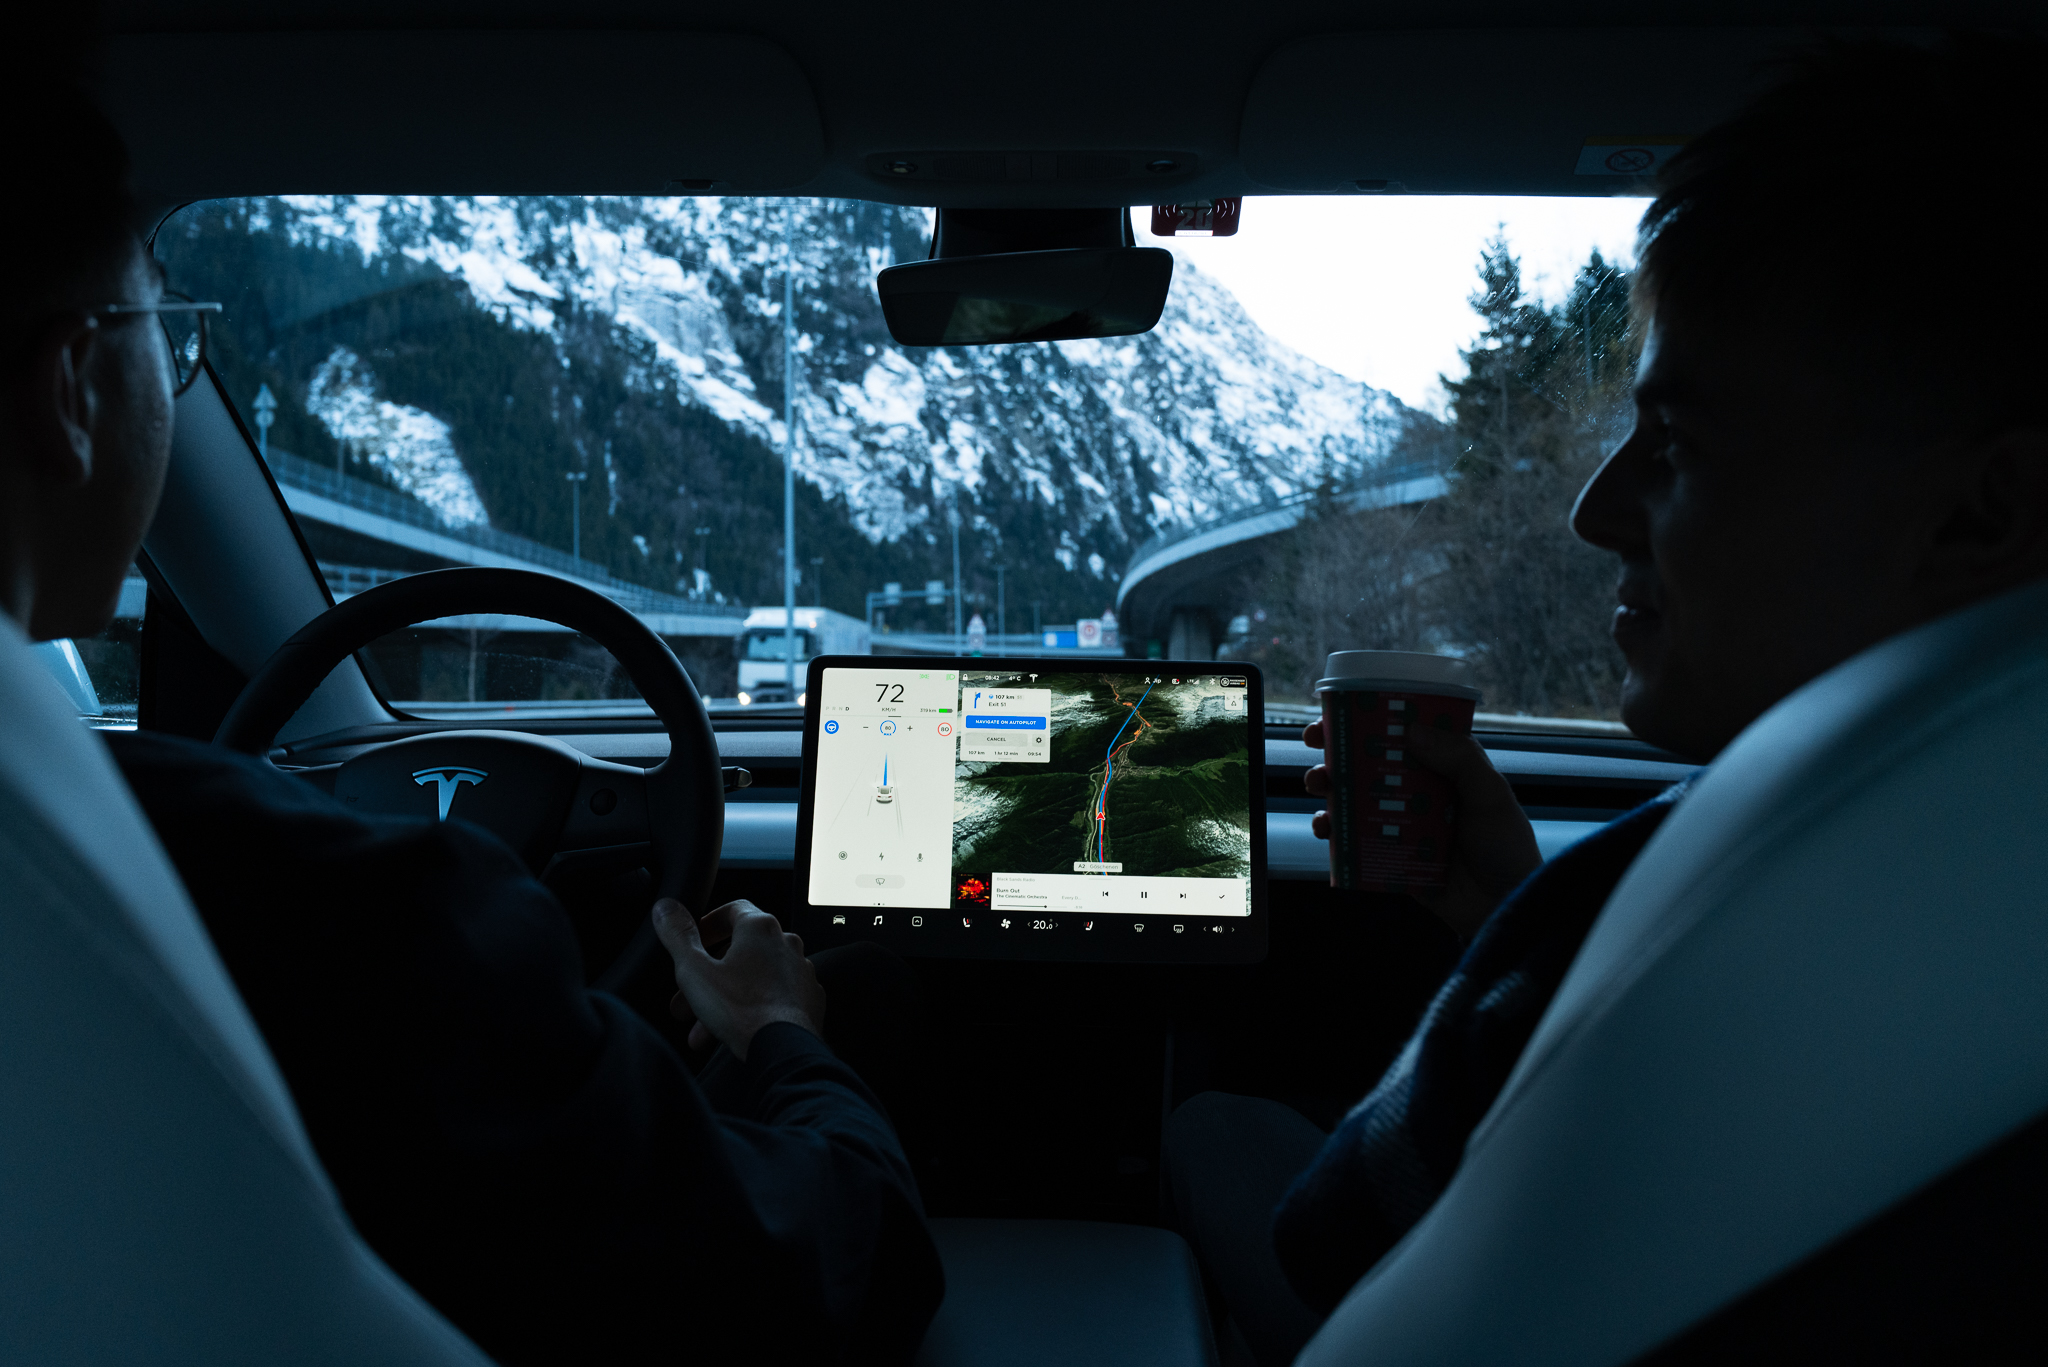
[413, 766, 487, 821]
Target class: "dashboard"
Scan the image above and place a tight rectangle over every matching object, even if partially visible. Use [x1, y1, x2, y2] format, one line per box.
[283, 722, 1697, 879]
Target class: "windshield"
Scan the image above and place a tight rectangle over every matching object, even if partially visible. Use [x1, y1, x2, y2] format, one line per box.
[77, 194, 1645, 729]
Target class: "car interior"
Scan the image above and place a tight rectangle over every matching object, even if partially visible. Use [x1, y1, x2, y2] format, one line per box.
[8, 3, 2042, 1365]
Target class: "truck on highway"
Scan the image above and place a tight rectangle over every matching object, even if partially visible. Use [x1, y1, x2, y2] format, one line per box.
[735, 606, 872, 703]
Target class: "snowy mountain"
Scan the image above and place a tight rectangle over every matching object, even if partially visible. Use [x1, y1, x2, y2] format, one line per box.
[159, 195, 1421, 623]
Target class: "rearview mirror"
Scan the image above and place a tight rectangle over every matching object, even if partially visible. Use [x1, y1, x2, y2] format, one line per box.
[876, 247, 1175, 347]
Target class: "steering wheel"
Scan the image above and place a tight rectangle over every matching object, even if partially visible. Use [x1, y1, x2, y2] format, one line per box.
[214, 567, 724, 992]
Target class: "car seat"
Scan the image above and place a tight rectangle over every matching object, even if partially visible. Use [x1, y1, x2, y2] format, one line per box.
[1295, 575, 2048, 1364]
[0, 615, 494, 1366]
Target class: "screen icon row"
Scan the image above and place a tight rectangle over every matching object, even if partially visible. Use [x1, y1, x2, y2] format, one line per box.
[825, 913, 1238, 935]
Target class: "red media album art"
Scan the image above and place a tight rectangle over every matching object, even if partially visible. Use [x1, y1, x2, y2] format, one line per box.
[1317, 652, 1481, 895]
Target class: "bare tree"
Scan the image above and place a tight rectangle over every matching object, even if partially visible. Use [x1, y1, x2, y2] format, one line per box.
[1254, 498, 1436, 700]
[1426, 456, 1623, 716]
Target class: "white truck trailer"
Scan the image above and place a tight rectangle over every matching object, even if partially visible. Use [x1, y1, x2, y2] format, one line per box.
[735, 606, 872, 703]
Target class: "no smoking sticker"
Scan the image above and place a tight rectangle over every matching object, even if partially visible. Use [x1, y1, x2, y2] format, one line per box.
[1575, 137, 1688, 177]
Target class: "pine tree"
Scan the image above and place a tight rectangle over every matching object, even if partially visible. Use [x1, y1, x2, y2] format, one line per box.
[1558, 248, 1636, 428]
[1429, 239, 1635, 716]
[1442, 231, 1562, 478]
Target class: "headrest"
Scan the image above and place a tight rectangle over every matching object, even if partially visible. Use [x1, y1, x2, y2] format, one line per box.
[1301, 575, 2048, 1366]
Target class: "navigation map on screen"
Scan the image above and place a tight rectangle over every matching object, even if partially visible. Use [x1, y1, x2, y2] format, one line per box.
[806, 666, 1254, 917]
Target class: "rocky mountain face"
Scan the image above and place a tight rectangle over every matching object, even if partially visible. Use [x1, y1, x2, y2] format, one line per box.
[158, 195, 1419, 630]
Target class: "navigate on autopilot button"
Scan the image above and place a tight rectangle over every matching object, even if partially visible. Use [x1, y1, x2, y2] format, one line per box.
[960, 687, 1052, 763]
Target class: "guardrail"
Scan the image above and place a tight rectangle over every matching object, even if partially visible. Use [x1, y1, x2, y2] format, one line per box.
[870, 632, 1128, 658]
[266, 448, 744, 620]
[318, 562, 410, 597]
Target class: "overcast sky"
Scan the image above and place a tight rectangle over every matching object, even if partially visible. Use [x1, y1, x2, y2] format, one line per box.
[1135, 195, 1649, 415]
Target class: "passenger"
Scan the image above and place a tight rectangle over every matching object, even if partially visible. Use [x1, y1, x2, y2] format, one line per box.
[0, 71, 941, 1367]
[1165, 36, 2048, 1366]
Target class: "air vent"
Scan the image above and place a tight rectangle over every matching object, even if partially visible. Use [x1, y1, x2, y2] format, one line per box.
[865, 151, 1197, 184]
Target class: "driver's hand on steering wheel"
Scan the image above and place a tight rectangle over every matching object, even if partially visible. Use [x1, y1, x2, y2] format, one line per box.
[652, 899, 827, 1061]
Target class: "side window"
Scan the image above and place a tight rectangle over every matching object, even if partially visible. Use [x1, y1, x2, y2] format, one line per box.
[43, 567, 145, 727]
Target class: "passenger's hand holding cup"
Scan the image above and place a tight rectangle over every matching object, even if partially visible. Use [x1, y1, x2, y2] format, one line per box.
[1309, 651, 1539, 935]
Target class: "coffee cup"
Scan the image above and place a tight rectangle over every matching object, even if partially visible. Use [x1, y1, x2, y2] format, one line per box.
[1316, 650, 1481, 894]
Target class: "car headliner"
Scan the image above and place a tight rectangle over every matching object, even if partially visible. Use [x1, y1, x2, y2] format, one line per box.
[99, 2, 2030, 218]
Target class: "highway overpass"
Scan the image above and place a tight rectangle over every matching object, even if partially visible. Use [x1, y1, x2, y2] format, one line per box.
[1115, 460, 1448, 659]
[260, 448, 746, 638]
[118, 448, 1449, 668]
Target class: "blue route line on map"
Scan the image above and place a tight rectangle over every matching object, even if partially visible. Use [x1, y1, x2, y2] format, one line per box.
[1094, 680, 1155, 862]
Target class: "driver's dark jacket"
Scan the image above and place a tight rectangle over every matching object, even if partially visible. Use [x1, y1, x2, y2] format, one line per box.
[106, 730, 943, 1367]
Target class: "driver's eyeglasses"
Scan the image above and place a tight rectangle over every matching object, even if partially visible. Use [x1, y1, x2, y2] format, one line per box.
[93, 292, 224, 396]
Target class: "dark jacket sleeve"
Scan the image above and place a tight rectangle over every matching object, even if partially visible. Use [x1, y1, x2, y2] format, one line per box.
[1271, 788, 1689, 1315]
[105, 731, 941, 1367]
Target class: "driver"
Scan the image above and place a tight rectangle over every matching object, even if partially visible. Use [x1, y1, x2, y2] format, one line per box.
[0, 69, 941, 1367]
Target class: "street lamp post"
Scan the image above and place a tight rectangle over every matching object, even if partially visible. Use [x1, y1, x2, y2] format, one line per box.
[782, 203, 799, 700]
[251, 383, 277, 459]
[564, 471, 588, 562]
[949, 498, 962, 651]
[810, 556, 824, 607]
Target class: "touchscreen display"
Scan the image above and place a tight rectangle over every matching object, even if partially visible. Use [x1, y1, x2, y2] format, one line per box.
[805, 666, 1256, 924]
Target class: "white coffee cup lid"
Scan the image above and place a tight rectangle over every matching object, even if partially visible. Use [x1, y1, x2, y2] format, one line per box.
[1319, 650, 1476, 690]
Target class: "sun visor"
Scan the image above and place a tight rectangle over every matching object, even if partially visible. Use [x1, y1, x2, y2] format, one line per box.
[1238, 28, 1878, 196]
[98, 31, 826, 199]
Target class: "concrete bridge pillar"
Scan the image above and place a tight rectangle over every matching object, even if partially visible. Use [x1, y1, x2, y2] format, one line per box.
[1167, 610, 1215, 662]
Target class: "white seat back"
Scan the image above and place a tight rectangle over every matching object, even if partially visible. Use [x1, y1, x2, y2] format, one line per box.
[0, 615, 494, 1366]
[1299, 576, 2048, 1366]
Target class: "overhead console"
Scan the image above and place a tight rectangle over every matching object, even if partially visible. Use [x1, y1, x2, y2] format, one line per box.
[793, 656, 1267, 964]
[864, 150, 1201, 185]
